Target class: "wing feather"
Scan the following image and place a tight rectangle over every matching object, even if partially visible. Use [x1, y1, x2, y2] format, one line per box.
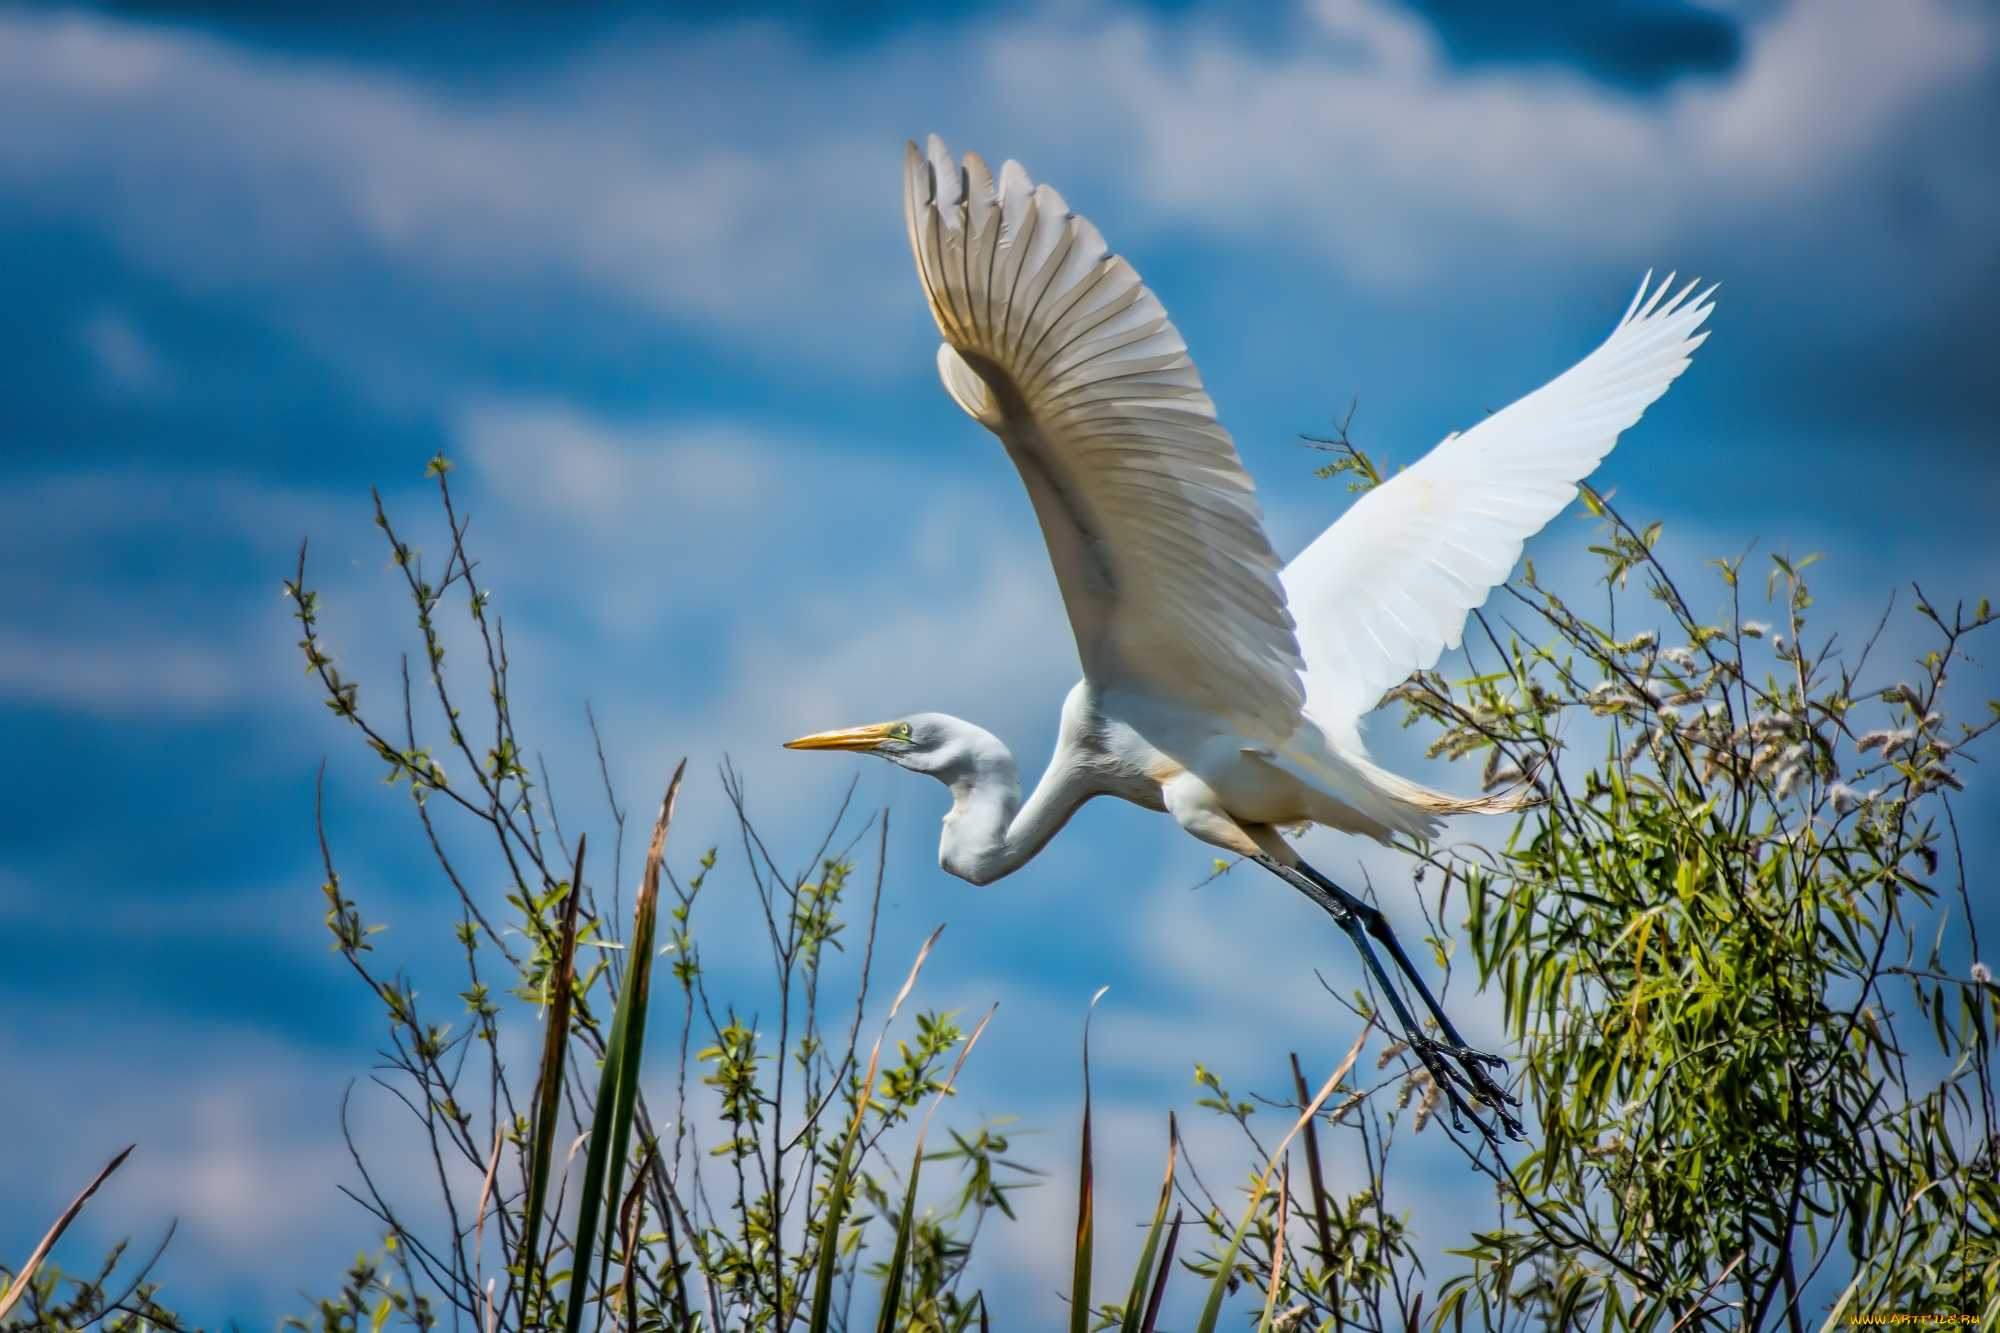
[907, 137, 1304, 745]
[1283, 273, 1715, 751]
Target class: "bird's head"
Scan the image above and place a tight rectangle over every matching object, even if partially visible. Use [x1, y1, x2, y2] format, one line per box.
[783, 712, 1014, 790]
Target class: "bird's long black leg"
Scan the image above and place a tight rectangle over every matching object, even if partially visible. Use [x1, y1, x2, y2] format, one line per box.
[1253, 854, 1523, 1143]
[1289, 860, 1511, 1075]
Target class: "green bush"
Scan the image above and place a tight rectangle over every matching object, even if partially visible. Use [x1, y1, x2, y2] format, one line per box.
[1159, 455, 1998, 1330]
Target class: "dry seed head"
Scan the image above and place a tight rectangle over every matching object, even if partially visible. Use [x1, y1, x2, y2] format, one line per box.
[1750, 714, 1798, 739]
[1413, 1077, 1443, 1132]
[1587, 680, 1638, 714]
[1396, 1069, 1432, 1112]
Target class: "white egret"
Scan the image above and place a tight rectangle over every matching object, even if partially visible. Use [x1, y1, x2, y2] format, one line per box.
[789, 137, 1714, 1139]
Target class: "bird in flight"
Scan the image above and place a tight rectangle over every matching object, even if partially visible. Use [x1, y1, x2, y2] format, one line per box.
[789, 136, 1713, 1140]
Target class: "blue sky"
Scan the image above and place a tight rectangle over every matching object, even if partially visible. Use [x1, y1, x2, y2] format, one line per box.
[2, 0, 1997, 1325]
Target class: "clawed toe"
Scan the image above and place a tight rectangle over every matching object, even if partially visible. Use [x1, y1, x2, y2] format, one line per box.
[1414, 1036, 1508, 1081]
[1411, 1038, 1524, 1141]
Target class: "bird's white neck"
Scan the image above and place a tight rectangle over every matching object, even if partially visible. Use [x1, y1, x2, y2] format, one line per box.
[934, 735, 1096, 886]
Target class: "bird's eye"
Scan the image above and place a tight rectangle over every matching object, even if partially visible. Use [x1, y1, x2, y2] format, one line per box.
[888, 722, 914, 743]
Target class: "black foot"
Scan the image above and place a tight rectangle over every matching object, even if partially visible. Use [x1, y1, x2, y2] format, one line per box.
[1410, 1035, 1523, 1143]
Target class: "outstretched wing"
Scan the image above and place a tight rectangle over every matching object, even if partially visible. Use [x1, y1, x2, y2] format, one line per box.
[1282, 274, 1716, 751]
[906, 136, 1304, 747]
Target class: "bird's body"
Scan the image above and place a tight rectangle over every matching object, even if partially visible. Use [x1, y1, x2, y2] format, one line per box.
[790, 137, 1716, 1140]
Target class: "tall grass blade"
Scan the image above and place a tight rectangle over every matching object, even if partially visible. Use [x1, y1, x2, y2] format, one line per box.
[596, 766, 683, 1301]
[0, 1144, 135, 1322]
[1139, 1211, 1181, 1333]
[806, 924, 947, 1333]
[1195, 1024, 1369, 1333]
[1118, 1115, 1178, 1333]
[1254, 1161, 1290, 1333]
[875, 1006, 994, 1333]
[807, 1130, 863, 1333]
[473, 1122, 505, 1302]
[1071, 986, 1108, 1333]
[524, 834, 588, 1291]
[1289, 1052, 1336, 1265]
[617, 1139, 659, 1333]
[875, 1174, 922, 1333]
[566, 763, 684, 1333]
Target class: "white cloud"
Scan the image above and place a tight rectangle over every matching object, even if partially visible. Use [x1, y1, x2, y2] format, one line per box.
[464, 400, 776, 534]
[0, 9, 913, 363]
[2, 0, 1989, 382]
[982, 0, 1994, 279]
[0, 631, 242, 709]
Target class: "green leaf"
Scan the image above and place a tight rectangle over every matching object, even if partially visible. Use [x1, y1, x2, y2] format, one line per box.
[522, 836, 587, 1298]
[1118, 1117, 1177, 1333]
[563, 768, 682, 1333]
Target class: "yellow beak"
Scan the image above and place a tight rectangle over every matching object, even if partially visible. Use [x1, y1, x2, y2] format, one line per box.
[783, 722, 899, 752]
